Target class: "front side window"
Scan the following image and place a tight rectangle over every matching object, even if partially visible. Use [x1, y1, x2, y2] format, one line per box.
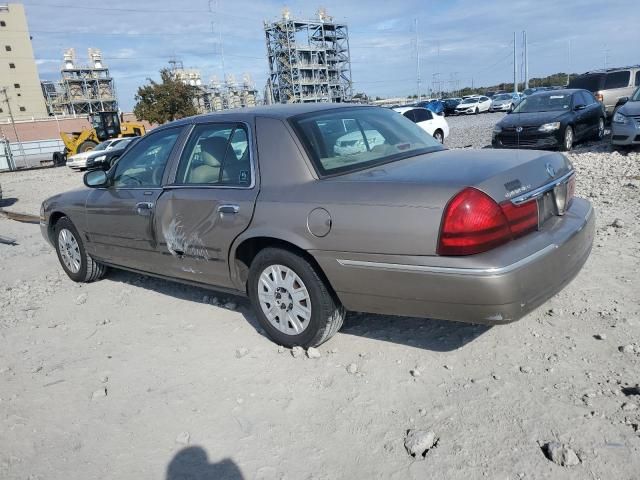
[604, 71, 630, 89]
[175, 123, 251, 187]
[413, 109, 432, 122]
[112, 128, 181, 188]
[290, 107, 443, 176]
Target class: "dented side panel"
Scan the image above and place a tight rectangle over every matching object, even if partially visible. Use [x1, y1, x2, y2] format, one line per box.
[154, 187, 258, 288]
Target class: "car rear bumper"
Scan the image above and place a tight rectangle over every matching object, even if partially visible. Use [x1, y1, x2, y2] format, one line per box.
[611, 122, 640, 145]
[312, 198, 594, 325]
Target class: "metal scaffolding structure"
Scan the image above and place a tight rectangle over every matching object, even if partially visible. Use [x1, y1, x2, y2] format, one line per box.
[42, 48, 118, 116]
[169, 63, 258, 113]
[264, 8, 352, 104]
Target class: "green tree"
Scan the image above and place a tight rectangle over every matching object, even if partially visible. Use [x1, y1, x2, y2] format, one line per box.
[133, 69, 199, 124]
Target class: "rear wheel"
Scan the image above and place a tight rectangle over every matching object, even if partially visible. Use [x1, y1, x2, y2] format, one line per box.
[594, 117, 605, 140]
[433, 129, 444, 143]
[248, 248, 345, 348]
[54, 217, 107, 282]
[474, 107, 479, 115]
[77, 140, 98, 153]
[560, 126, 574, 152]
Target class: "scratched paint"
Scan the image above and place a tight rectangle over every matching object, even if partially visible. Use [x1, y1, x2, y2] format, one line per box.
[163, 218, 210, 262]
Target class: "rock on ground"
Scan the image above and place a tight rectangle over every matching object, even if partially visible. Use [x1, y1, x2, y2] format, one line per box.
[542, 442, 580, 467]
[404, 430, 437, 459]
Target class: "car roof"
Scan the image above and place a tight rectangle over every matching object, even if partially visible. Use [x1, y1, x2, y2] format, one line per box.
[393, 106, 425, 114]
[152, 103, 378, 131]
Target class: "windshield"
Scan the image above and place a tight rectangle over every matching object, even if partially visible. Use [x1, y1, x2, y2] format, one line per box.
[460, 98, 477, 104]
[290, 107, 443, 176]
[93, 141, 111, 151]
[494, 94, 511, 101]
[513, 93, 572, 113]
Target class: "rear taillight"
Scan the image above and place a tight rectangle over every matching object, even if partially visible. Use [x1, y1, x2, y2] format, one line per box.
[438, 187, 539, 256]
[595, 91, 604, 103]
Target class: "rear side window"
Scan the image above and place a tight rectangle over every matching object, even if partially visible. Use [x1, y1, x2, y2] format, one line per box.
[175, 123, 251, 187]
[635, 71, 640, 87]
[569, 74, 605, 92]
[604, 71, 630, 89]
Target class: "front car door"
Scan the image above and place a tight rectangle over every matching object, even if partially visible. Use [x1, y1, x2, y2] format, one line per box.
[154, 121, 259, 289]
[84, 126, 185, 272]
[413, 108, 434, 134]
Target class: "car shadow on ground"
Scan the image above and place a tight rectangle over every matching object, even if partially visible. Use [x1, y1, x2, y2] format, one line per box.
[105, 269, 491, 352]
[0, 197, 18, 208]
[166, 446, 243, 480]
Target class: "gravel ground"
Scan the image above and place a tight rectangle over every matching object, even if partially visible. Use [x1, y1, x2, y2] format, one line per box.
[1, 116, 639, 480]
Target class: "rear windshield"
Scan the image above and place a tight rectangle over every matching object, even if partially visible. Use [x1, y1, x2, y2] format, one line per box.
[290, 107, 443, 176]
[569, 73, 605, 92]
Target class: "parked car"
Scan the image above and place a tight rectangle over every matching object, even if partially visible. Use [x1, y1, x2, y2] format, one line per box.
[442, 98, 462, 116]
[568, 65, 640, 117]
[40, 104, 594, 347]
[86, 137, 137, 170]
[66, 138, 130, 170]
[413, 99, 445, 116]
[393, 106, 449, 142]
[611, 86, 640, 150]
[455, 96, 491, 114]
[490, 93, 521, 112]
[492, 89, 605, 151]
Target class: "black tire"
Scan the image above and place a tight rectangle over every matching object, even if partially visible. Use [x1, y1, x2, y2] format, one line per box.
[248, 247, 345, 348]
[77, 140, 98, 153]
[54, 217, 107, 282]
[559, 126, 574, 152]
[593, 117, 605, 141]
[474, 107, 479, 115]
[433, 129, 444, 144]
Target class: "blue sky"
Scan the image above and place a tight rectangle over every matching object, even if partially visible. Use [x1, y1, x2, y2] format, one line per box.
[20, 0, 639, 111]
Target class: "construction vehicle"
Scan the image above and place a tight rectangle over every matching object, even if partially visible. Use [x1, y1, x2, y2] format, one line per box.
[58, 111, 146, 160]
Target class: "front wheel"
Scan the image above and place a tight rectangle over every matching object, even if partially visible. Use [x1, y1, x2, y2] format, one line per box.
[474, 107, 479, 115]
[54, 217, 107, 282]
[594, 117, 605, 140]
[433, 130, 444, 143]
[248, 248, 345, 348]
[560, 126, 574, 152]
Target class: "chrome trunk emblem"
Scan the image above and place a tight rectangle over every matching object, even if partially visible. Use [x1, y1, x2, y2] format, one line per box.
[545, 163, 556, 177]
[515, 126, 523, 133]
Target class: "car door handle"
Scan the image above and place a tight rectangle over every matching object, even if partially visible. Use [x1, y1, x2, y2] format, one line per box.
[136, 202, 154, 216]
[217, 204, 239, 215]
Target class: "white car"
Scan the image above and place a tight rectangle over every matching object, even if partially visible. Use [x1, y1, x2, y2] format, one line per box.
[393, 107, 450, 143]
[490, 93, 521, 112]
[66, 138, 128, 170]
[455, 96, 492, 115]
[334, 130, 385, 156]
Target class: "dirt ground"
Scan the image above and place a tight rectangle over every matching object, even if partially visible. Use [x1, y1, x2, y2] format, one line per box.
[1, 116, 639, 479]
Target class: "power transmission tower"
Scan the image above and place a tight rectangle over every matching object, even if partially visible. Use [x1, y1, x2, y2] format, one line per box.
[414, 18, 421, 100]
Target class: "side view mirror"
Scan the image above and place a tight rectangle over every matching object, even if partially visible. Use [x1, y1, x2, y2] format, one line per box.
[574, 104, 586, 111]
[84, 169, 108, 188]
[616, 96, 629, 107]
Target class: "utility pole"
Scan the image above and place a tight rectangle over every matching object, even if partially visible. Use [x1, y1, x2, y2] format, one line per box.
[567, 40, 572, 86]
[0, 86, 26, 169]
[603, 44, 609, 70]
[523, 31, 529, 90]
[415, 18, 421, 101]
[513, 32, 517, 93]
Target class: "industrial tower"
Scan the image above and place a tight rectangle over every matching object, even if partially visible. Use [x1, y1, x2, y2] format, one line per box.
[264, 8, 353, 104]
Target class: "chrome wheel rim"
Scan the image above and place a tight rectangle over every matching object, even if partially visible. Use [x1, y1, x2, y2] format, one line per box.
[58, 228, 81, 273]
[598, 118, 604, 138]
[565, 128, 573, 150]
[434, 132, 443, 143]
[258, 264, 311, 336]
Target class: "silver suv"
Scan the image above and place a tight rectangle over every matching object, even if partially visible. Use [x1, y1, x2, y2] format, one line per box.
[568, 65, 640, 117]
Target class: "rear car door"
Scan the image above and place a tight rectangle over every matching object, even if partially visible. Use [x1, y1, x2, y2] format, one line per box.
[155, 122, 259, 288]
[84, 126, 185, 272]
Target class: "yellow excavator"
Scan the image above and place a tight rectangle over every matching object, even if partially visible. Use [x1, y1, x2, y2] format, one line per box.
[59, 111, 146, 158]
